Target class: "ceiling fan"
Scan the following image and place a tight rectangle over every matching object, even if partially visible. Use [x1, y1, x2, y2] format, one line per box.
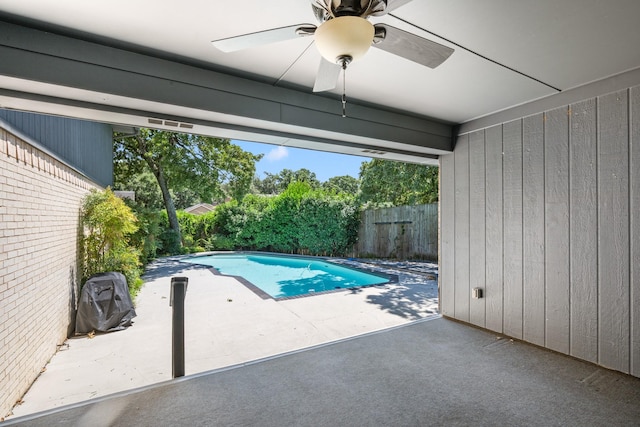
[212, 0, 453, 117]
[212, 0, 454, 95]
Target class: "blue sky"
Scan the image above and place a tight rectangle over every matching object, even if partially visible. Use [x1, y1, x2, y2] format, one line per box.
[233, 140, 370, 182]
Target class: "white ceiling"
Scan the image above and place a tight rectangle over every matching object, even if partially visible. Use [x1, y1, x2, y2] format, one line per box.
[0, 0, 640, 159]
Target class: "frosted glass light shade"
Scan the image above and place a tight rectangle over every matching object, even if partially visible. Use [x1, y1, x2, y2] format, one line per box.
[314, 16, 374, 63]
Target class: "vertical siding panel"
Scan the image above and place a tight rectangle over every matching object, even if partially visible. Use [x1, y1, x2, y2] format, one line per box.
[569, 98, 598, 363]
[598, 90, 631, 373]
[631, 87, 640, 377]
[104, 123, 114, 184]
[0, 110, 112, 186]
[485, 125, 504, 333]
[469, 131, 486, 327]
[45, 114, 54, 154]
[429, 203, 438, 258]
[503, 119, 524, 339]
[440, 153, 456, 317]
[454, 135, 470, 322]
[522, 113, 546, 346]
[545, 106, 571, 354]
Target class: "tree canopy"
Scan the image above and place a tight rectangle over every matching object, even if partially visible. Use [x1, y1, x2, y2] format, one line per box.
[114, 128, 261, 243]
[252, 168, 321, 195]
[358, 159, 438, 206]
[322, 175, 359, 195]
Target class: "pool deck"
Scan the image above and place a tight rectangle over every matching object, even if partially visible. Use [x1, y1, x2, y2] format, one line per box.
[5, 255, 439, 419]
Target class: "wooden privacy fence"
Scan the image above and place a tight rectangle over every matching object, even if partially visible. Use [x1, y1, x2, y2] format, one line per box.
[354, 203, 438, 260]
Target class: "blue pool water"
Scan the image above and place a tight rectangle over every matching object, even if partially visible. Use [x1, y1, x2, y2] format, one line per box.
[183, 253, 389, 299]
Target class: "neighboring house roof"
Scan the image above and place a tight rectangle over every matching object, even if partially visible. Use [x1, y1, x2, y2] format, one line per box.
[184, 203, 217, 215]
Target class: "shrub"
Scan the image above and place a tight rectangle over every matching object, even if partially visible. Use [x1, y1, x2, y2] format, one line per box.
[81, 188, 142, 298]
[126, 203, 163, 264]
[261, 182, 310, 252]
[296, 192, 359, 256]
[204, 234, 235, 251]
[177, 210, 216, 252]
[158, 228, 182, 255]
[209, 182, 359, 256]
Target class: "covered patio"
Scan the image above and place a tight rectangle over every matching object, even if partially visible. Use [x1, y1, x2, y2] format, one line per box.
[4, 317, 639, 426]
[0, 0, 639, 423]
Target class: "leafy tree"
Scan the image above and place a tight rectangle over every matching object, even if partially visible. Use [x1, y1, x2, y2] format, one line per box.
[253, 168, 321, 195]
[253, 172, 280, 195]
[114, 170, 164, 209]
[322, 175, 359, 194]
[114, 129, 261, 245]
[114, 170, 203, 210]
[172, 187, 201, 210]
[358, 159, 439, 206]
[285, 168, 321, 189]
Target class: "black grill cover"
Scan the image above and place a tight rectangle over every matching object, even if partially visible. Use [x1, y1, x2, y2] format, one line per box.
[75, 272, 137, 334]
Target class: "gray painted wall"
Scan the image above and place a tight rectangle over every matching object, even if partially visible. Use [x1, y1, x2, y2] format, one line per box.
[440, 85, 639, 377]
[0, 109, 112, 186]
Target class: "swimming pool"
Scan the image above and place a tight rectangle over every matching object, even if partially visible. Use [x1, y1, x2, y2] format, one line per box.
[183, 253, 390, 299]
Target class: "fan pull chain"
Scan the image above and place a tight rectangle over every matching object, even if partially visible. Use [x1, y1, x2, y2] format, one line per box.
[341, 61, 347, 117]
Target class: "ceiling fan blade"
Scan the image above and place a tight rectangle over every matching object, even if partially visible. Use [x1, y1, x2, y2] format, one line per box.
[313, 58, 342, 92]
[373, 24, 454, 68]
[212, 24, 315, 52]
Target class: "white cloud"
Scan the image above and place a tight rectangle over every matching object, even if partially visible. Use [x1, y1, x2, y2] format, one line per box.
[265, 146, 289, 161]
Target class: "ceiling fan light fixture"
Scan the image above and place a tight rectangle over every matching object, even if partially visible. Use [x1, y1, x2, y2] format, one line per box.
[314, 16, 374, 63]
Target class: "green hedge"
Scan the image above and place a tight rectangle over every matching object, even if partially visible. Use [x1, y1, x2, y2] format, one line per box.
[220, 183, 358, 255]
[173, 182, 359, 256]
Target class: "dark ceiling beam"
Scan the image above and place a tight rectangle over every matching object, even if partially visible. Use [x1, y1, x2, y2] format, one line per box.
[0, 20, 453, 155]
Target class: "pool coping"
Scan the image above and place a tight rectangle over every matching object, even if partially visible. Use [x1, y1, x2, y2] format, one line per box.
[177, 251, 399, 301]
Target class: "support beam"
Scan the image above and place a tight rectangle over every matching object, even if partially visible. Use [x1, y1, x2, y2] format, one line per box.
[0, 20, 452, 161]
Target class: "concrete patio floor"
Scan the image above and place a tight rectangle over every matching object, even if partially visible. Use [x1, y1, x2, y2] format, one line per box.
[4, 316, 640, 426]
[5, 256, 439, 419]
